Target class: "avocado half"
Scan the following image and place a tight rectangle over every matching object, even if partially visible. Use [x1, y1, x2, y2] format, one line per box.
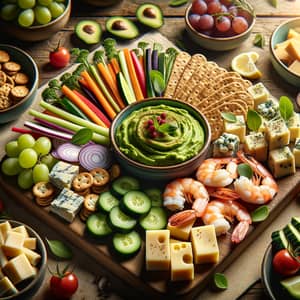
[75, 20, 102, 45]
[136, 3, 164, 29]
[106, 16, 139, 39]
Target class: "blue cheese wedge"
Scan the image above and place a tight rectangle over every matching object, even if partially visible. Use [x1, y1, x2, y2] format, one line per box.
[247, 82, 270, 109]
[213, 133, 240, 157]
[244, 132, 268, 162]
[49, 161, 79, 189]
[50, 188, 84, 222]
[293, 138, 300, 167]
[268, 146, 296, 178]
[266, 118, 290, 150]
[223, 115, 246, 142]
[257, 99, 279, 120]
[287, 113, 300, 142]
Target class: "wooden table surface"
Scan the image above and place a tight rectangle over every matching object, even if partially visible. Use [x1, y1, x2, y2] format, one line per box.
[0, 0, 300, 299]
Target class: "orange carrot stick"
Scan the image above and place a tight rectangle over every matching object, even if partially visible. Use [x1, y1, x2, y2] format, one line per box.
[97, 63, 125, 109]
[81, 71, 116, 120]
[110, 58, 120, 74]
[78, 77, 89, 88]
[107, 63, 116, 80]
[123, 48, 144, 101]
[61, 85, 106, 127]
[139, 56, 144, 70]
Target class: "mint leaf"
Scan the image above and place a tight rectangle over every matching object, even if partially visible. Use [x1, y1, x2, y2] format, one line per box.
[213, 273, 228, 290]
[279, 96, 294, 121]
[46, 239, 73, 260]
[237, 163, 253, 179]
[221, 112, 237, 123]
[158, 123, 178, 134]
[247, 109, 262, 132]
[71, 128, 93, 145]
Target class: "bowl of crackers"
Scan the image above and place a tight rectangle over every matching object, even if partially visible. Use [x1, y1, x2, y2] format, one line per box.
[270, 17, 300, 87]
[0, 45, 38, 124]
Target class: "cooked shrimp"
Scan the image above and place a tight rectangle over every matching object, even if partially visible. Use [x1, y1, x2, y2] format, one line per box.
[234, 151, 278, 204]
[163, 178, 209, 227]
[202, 199, 252, 244]
[196, 157, 239, 187]
[207, 187, 240, 201]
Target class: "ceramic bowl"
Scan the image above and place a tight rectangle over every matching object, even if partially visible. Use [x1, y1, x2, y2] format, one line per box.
[82, 0, 123, 7]
[185, 3, 256, 51]
[269, 17, 300, 87]
[0, 44, 38, 124]
[110, 98, 211, 182]
[261, 244, 296, 300]
[0, 219, 47, 300]
[0, 0, 71, 42]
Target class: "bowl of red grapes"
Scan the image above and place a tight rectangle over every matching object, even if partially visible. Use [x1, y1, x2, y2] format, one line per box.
[185, 0, 256, 51]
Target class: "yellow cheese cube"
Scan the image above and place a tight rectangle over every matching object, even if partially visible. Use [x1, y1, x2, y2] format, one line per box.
[287, 113, 300, 142]
[145, 230, 170, 271]
[0, 222, 12, 245]
[170, 242, 194, 281]
[274, 47, 293, 65]
[0, 276, 18, 297]
[10, 226, 29, 238]
[293, 138, 300, 167]
[288, 60, 300, 76]
[247, 83, 270, 109]
[3, 254, 36, 285]
[191, 225, 219, 264]
[244, 133, 268, 162]
[266, 118, 290, 150]
[286, 39, 300, 61]
[0, 248, 8, 268]
[2, 232, 25, 257]
[167, 219, 195, 241]
[275, 36, 300, 49]
[23, 237, 37, 250]
[288, 28, 300, 39]
[224, 115, 246, 142]
[22, 247, 41, 266]
[268, 146, 296, 178]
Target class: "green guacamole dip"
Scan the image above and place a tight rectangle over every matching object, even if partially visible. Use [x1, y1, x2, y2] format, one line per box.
[115, 104, 205, 166]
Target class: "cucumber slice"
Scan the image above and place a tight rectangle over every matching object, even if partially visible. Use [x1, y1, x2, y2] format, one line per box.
[112, 176, 140, 196]
[98, 191, 119, 213]
[292, 216, 300, 231]
[145, 188, 163, 207]
[112, 231, 141, 256]
[121, 191, 151, 217]
[139, 207, 167, 230]
[86, 213, 112, 237]
[283, 223, 300, 250]
[271, 230, 288, 252]
[109, 206, 137, 233]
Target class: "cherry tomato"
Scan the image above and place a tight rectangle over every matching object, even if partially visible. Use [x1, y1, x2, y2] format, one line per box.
[273, 249, 300, 276]
[49, 46, 70, 68]
[50, 272, 78, 299]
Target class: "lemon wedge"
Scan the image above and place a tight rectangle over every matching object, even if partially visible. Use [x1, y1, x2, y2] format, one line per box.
[231, 52, 262, 79]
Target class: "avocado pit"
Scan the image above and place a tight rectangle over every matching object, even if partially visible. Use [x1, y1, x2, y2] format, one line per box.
[143, 7, 156, 19]
[83, 24, 95, 34]
[112, 20, 127, 31]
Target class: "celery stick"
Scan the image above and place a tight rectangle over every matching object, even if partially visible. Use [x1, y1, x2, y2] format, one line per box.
[29, 110, 110, 146]
[39, 100, 109, 137]
[90, 65, 120, 112]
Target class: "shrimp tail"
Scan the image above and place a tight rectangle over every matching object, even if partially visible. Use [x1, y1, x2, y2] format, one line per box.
[208, 187, 240, 201]
[168, 210, 197, 227]
[231, 221, 250, 244]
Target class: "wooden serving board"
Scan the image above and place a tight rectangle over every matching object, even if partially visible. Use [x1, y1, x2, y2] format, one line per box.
[1, 33, 300, 299]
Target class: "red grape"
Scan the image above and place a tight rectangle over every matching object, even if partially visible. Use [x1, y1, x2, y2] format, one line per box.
[189, 14, 201, 30]
[237, 9, 252, 23]
[232, 16, 249, 34]
[215, 16, 231, 32]
[191, 0, 207, 15]
[198, 14, 214, 30]
[207, 0, 222, 14]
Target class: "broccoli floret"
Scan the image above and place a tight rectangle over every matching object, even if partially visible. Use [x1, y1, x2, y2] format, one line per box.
[48, 79, 61, 89]
[153, 42, 163, 52]
[60, 72, 72, 82]
[93, 50, 105, 65]
[42, 87, 59, 102]
[103, 38, 118, 61]
[72, 64, 86, 77]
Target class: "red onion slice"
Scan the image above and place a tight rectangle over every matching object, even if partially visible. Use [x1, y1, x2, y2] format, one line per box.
[78, 144, 112, 171]
[56, 143, 82, 163]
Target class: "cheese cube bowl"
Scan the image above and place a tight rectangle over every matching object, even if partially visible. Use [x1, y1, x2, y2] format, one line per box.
[0, 219, 47, 300]
[270, 17, 300, 87]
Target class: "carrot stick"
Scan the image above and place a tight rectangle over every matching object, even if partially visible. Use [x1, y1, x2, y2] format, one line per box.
[81, 70, 116, 120]
[73, 89, 111, 127]
[110, 58, 120, 74]
[123, 48, 144, 101]
[97, 62, 125, 109]
[139, 56, 144, 70]
[107, 63, 116, 80]
[78, 77, 89, 88]
[61, 85, 106, 127]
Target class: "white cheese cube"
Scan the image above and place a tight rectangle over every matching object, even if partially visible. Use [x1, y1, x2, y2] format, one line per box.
[244, 132, 268, 162]
[167, 219, 195, 241]
[23, 238, 37, 250]
[223, 115, 246, 142]
[266, 118, 290, 150]
[293, 138, 300, 167]
[0, 222, 12, 245]
[0, 276, 18, 297]
[247, 83, 270, 109]
[2, 232, 25, 257]
[287, 113, 300, 142]
[9, 226, 29, 238]
[0, 248, 8, 268]
[268, 146, 296, 178]
[22, 247, 41, 266]
[257, 99, 279, 120]
[213, 133, 240, 158]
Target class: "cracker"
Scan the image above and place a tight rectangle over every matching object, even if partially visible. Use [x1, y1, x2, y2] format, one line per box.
[173, 54, 207, 99]
[3, 61, 21, 73]
[0, 71, 6, 87]
[0, 50, 10, 63]
[11, 85, 29, 101]
[164, 51, 191, 98]
[14, 72, 29, 85]
[0, 95, 12, 109]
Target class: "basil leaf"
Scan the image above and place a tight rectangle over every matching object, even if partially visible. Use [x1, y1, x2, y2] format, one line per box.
[221, 112, 237, 123]
[213, 273, 228, 290]
[253, 33, 265, 48]
[237, 163, 253, 179]
[247, 109, 262, 132]
[251, 205, 269, 222]
[158, 123, 178, 134]
[169, 0, 188, 7]
[46, 239, 73, 260]
[279, 96, 294, 121]
[71, 128, 93, 145]
[150, 70, 166, 95]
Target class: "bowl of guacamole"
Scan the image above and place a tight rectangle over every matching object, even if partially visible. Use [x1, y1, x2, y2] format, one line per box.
[110, 98, 211, 181]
